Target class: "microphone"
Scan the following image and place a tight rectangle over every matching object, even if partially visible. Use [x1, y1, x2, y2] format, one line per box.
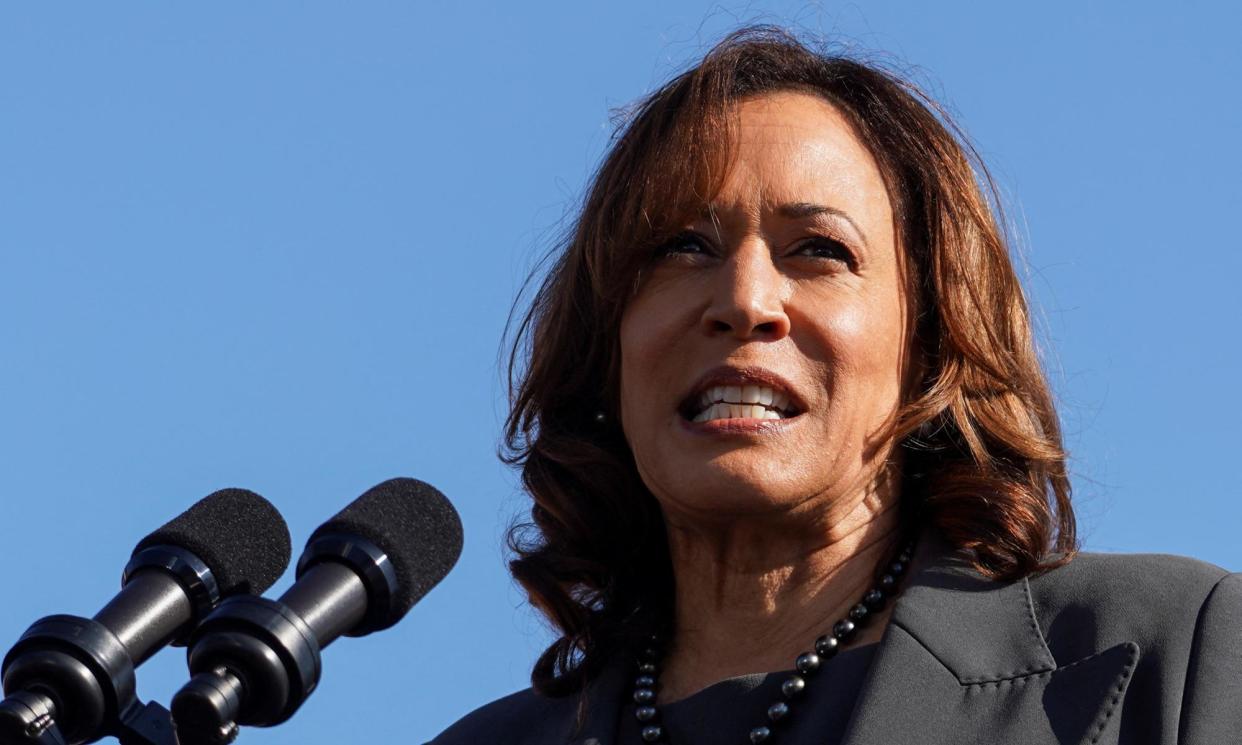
[0, 489, 292, 745]
[170, 477, 463, 743]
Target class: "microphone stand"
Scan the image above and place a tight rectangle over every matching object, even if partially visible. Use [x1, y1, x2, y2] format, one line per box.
[0, 690, 178, 745]
[0, 616, 180, 745]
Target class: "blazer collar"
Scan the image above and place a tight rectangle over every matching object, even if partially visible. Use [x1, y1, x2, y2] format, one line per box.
[885, 528, 1058, 682]
[842, 528, 1139, 745]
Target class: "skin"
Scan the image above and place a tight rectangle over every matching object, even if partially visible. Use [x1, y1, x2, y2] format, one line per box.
[618, 91, 916, 702]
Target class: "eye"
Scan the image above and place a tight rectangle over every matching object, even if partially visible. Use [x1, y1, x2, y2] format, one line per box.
[793, 237, 854, 267]
[653, 231, 713, 259]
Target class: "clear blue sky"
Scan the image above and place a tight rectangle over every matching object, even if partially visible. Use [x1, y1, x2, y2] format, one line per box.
[1, 2, 1238, 743]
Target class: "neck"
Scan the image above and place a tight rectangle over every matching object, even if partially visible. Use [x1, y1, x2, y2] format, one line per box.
[657, 487, 902, 703]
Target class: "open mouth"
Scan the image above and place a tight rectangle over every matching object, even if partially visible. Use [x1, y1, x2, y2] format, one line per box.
[679, 374, 804, 424]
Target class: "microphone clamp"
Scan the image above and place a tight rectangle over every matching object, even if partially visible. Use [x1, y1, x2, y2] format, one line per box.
[171, 533, 400, 743]
[0, 545, 214, 745]
[173, 595, 322, 740]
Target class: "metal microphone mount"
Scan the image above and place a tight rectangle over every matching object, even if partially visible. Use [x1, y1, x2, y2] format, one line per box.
[0, 546, 219, 745]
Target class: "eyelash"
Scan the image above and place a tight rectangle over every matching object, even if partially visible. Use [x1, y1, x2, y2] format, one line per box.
[653, 232, 712, 258]
[653, 232, 855, 268]
[793, 237, 854, 266]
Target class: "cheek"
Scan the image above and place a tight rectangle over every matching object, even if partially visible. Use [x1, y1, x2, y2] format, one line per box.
[618, 298, 680, 427]
[801, 290, 908, 406]
[617, 321, 644, 428]
[842, 307, 903, 374]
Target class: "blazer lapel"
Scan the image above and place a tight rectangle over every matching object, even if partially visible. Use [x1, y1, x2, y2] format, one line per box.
[842, 533, 1139, 745]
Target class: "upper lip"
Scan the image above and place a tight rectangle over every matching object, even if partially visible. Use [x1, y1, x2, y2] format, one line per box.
[678, 365, 807, 419]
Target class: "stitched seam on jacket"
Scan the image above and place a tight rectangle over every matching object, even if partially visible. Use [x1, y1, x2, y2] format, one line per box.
[1087, 642, 1139, 744]
[958, 641, 1139, 744]
[959, 641, 1137, 687]
[953, 578, 1057, 684]
[1021, 576, 1057, 669]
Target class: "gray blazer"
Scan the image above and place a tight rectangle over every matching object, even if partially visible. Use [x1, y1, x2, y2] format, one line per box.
[430, 536, 1241, 744]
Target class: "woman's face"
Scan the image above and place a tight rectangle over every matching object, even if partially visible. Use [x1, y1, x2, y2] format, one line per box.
[619, 91, 912, 525]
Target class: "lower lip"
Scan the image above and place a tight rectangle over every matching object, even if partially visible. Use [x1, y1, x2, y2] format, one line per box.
[679, 415, 800, 435]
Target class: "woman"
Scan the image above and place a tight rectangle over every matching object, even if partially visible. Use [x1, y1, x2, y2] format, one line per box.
[431, 28, 1240, 745]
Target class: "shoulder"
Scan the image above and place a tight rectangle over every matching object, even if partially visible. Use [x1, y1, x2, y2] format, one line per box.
[1033, 550, 1232, 613]
[425, 685, 577, 745]
[1027, 550, 1238, 663]
[1028, 552, 1242, 742]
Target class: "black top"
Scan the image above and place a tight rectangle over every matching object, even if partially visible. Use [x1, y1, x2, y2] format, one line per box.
[615, 644, 877, 744]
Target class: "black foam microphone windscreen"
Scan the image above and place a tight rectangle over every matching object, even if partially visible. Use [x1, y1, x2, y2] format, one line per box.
[133, 487, 292, 596]
[167, 479, 462, 737]
[307, 477, 463, 628]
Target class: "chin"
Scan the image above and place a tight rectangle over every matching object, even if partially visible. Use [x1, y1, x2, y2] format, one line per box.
[652, 464, 807, 520]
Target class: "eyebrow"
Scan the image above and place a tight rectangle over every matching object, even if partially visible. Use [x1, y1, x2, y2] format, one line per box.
[777, 202, 870, 248]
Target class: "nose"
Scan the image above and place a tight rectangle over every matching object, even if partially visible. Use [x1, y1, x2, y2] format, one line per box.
[699, 240, 791, 341]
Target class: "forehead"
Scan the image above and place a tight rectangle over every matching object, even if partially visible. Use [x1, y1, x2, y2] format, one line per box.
[712, 91, 892, 228]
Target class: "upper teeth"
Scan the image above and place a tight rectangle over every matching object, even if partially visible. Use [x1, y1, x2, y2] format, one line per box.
[691, 385, 792, 423]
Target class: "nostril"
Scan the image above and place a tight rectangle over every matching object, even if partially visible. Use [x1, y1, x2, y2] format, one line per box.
[710, 319, 732, 333]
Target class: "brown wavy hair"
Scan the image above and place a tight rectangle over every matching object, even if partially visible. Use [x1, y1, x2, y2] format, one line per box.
[503, 26, 1076, 697]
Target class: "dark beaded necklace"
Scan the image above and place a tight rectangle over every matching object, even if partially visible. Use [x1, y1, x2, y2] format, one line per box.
[629, 540, 915, 744]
